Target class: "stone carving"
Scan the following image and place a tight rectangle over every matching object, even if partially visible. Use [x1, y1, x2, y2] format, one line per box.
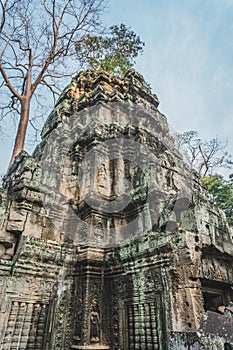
[0, 69, 232, 350]
[90, 299, 100, 343]
[94, 222, 104, 240]
[114, 160, 125, 197]
[97, 163, 111, 196]
[1, 301, 48, 350]
[53, 292, 69, 350]
[7, 276, 55, 295]
[73, 298, 82, 342]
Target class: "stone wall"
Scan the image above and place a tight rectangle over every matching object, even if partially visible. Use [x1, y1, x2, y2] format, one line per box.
[0, 69, 232, 349]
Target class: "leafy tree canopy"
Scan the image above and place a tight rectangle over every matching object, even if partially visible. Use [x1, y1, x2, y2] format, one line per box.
[76, 23, 145, 76]
[203, 174, 233, 226]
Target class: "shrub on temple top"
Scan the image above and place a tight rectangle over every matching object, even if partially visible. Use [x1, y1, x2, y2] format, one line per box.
[76, 24, 145, 76]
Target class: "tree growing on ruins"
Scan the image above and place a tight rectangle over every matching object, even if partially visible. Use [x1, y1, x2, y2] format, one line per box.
[176, 131, 233, 224]
[175, 131, 233, 176]
[0, 0, 106, 167]
[76, 23, 145, 76]
[203, 174, 233, 226]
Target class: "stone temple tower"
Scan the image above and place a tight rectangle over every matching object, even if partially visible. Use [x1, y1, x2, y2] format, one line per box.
[0, 70, 232, 350]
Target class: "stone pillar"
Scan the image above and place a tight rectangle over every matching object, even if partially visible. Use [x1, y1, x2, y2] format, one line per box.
[71, 247, 109, 350]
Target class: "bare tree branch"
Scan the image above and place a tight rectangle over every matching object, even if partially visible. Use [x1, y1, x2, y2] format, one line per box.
[175, 131, 233, 176]
[0, 0, 8, 34]
[0, 62, 22, 99]
[0, 0, 106, 166]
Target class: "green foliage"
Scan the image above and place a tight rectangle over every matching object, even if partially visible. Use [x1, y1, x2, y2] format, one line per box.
[76, 23, 145, 76]
[203, 174, 233, 226]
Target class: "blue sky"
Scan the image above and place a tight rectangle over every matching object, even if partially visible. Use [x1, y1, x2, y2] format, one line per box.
[103, 0, 233, 175]
[1, 0, 233, 176]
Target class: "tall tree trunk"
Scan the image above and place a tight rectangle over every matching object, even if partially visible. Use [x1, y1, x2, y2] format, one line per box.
[9, 97, 30, 168]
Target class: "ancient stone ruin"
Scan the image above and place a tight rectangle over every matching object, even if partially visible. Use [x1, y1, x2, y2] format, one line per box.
[0, 70, 232, 349]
